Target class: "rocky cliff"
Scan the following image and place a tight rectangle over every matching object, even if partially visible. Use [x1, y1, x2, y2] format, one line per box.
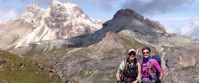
[162, 41, 199, 83]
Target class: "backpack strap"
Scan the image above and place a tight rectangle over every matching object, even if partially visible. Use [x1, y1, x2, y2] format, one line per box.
[148, 59, 157, 77]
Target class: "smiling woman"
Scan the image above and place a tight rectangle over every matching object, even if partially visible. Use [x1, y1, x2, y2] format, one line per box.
[116, 48, 141, 83]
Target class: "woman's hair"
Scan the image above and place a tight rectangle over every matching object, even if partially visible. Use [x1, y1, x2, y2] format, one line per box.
[142, 47, 151, 52]
[128, 51, 136, 56]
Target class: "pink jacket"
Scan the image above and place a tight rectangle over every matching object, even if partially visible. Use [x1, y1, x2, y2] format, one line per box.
[141, 59, 163, 77]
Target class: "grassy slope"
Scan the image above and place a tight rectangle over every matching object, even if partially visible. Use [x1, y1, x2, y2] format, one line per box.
[0, 50, 63, 83]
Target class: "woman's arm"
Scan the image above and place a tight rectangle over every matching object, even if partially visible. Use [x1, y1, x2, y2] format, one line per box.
[116, 60, 125, 81]
[152, 59, 164, 80]
[159, 72, 164, 80]
[136, 62, 141, 82]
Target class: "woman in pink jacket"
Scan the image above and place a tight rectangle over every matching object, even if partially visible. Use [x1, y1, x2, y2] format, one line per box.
[141, 47, 164, 83]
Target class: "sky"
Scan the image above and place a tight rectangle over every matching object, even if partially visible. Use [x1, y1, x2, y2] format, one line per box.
[0, 0, 199, 38]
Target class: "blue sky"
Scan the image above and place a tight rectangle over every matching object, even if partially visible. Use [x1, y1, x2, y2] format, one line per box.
[0, 0, 199, 38]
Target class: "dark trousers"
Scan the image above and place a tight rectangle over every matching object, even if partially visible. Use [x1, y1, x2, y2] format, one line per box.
[142, 77, 161, 83]
[122, 77, 136, 83]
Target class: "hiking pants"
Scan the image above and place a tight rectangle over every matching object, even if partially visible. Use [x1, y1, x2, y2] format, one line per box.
[142, 77, 161, 83]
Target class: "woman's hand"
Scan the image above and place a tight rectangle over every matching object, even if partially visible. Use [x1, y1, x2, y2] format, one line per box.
[132, 80, 138, 83]
[159, 72, 164, 80]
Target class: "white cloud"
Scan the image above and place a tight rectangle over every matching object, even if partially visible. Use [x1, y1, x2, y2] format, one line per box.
[0, 9, 18, 23]
[165, 18, 199, 38]
[179, 19, 199, 38]
[151, 16, 199, 38]
[122, 0, 196, 15]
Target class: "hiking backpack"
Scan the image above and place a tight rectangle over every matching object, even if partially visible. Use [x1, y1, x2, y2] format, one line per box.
[148, 54, 161, 78]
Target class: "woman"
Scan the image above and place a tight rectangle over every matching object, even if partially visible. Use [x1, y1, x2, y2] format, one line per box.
[116, 49, 141, 83]
[141, 47, 163, 83]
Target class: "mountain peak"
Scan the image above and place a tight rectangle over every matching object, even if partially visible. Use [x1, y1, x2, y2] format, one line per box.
[113, 9, 141, 18]
[52, 0, 62, 5]
[7, 1, 102, 48]
[27, 3, 40, 12]
[52, 0, 78, 8]
[103, 9, 166, 35]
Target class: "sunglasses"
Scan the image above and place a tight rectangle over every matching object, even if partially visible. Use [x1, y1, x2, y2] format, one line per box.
[142, 51, 149, 55]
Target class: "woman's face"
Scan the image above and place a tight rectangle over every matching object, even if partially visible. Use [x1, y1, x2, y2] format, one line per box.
[143, 49, 150, 58]
[129, 52, 135, 61]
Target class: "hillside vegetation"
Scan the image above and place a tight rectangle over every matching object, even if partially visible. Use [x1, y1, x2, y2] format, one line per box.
[0, 50, 63, 83]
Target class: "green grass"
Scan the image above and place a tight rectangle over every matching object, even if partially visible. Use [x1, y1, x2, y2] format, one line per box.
[118, 34, 146, 50]
[0, 50, 63, 83]
[118, 33, 159, 54]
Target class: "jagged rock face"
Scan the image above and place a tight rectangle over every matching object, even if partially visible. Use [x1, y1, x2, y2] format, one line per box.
[45, 1, 99, 38]
[0, 1, 102, 49]
[20, 0, 102, 40]
[112, 9, 166, 34]
[162, 43, 199, 83]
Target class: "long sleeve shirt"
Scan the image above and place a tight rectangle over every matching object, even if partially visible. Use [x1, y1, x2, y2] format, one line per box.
[141, 59, 163, 77]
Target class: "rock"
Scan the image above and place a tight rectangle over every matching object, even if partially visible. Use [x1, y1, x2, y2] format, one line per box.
[162, 44, 199, 83]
